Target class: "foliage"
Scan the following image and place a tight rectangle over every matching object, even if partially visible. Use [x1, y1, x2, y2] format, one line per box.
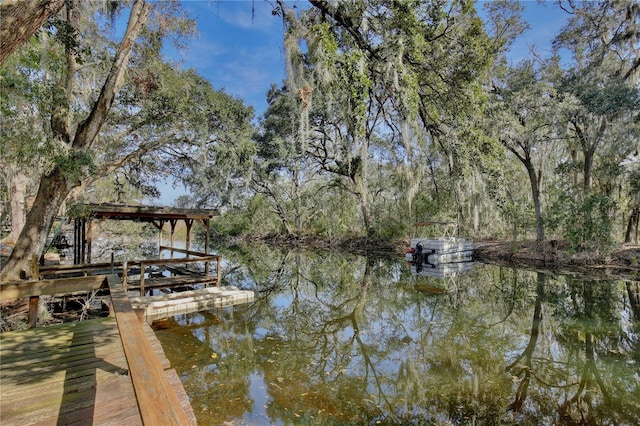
[548, 191, 615, 253]
[2, 0, 640, 266]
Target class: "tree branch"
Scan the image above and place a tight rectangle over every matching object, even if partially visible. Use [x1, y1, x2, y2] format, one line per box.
[73, 0, 152, 149]
[0, 0, 66, 64]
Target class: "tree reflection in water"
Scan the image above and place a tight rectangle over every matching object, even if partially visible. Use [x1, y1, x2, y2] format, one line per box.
[153, 245, 640, 425]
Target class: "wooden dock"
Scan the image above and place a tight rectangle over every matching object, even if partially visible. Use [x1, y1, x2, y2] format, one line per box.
[0, 275, 198, 425]
[0, 317, 196, 425]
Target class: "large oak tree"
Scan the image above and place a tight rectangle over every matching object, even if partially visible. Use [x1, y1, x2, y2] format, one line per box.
[1, 0, 152, 281]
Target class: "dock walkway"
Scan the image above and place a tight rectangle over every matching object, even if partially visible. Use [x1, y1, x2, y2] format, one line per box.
[0, 276, 198, 426]
[0, 316, 195, 425]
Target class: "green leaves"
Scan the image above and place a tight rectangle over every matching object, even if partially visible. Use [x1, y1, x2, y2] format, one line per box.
[53, 148, 96, 184]
[560, 72, 640, 117]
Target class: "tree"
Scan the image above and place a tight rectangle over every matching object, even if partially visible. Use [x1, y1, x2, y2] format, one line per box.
[1, 0, 152, 281]
[278, 0, 493, 237]
[488, 59, 562, 242]
[549, 1, 640, 246]
[102, 64, 256, 211]
[0, 37, 51, 243]
[251, 84, 323, 235]
[553, 0, 639, 193]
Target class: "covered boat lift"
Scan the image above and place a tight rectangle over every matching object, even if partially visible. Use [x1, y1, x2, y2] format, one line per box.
[70, 204, 218, 265]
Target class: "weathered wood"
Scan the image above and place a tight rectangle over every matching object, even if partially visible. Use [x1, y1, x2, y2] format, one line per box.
[0, 317, 142, 426]
[159, 245, 218, 258]
[125, 273, 217, 290]
[414, 221, 456, 227]
[131, 286, 254, 321]
[27, 296, 38, 328]
[107, 275, 195, 425]
[135, 255, 221, 267]
[74, 203, 218, 220]
[143, 322, 171, 370]
[1, 277, 197, 425]
[0, 275, 107, 299]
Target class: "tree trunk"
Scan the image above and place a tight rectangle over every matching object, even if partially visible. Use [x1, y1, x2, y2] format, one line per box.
[8, 172, 27, 243]
[0, 0, 66, 64]
[525, 157, 545, 242]
[1, 168, 27, 243]
[358, 190, 374, 238]
[0, 0, 151, 282]
[583, 146, 595, 192]
[352, 162, 373, 238]
[0, 168, 68, 280]
[625, 207, 639, 243]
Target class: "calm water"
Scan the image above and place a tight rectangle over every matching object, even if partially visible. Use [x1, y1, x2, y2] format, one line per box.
[152, 245, 640, 425]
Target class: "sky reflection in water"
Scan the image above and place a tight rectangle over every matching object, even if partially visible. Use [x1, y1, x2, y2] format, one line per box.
[153, 247, 640, 425]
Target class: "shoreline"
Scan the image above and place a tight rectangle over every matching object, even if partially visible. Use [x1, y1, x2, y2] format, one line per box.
[2, 237, 639, 280]
[224, 235, 640, 280]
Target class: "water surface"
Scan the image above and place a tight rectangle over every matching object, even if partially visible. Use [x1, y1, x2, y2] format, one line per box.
[153, 246, 640, 425]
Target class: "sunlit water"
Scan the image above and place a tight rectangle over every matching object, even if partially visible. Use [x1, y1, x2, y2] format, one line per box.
[152, 245, 640, 425]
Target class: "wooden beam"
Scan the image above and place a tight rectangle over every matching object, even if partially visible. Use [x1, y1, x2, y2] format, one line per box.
[106, 275, 194, 425]
[414, 221, 456, 227]
[185, 219, 193, 252]
[204, 219, 210, 276]
[169, 219, 177, 259]
[0, 275, 108, 299]
[27, 296, 38, 329]
[125, 274, 217, 290]
[159, 246, 216, 258]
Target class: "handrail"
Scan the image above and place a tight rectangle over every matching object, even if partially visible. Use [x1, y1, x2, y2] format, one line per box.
[0, 275, 108, 299]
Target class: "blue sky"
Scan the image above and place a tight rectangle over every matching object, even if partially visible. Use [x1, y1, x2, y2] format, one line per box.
[155, 0, 569, 205]
[169, 0, 291, 116]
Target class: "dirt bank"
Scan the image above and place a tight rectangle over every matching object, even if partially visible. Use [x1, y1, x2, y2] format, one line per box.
[473, 239, 640, 277]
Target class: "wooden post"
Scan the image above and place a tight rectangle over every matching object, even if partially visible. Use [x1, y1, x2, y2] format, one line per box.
[74, 218, 80, 264]
[27, 296, 39, 328]
[122, 260, 128, 292]
[140, 262, 145, 297]
[87, 218, 93, 264]
[216, 256, 221, 287]
[169, 219, 177, 260]
[80, 218, 86, 264]
[185, 219, 193, 253]
[158, 220, 164, 257]
[204, 218, 210, 277]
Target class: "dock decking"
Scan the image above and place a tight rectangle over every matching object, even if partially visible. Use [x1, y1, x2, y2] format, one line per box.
[0, 316, 196, 425]
[0, 275, 200, 426]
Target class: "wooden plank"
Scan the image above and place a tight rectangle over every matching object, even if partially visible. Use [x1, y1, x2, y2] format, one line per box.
[166, 368, 198, 425]
[0, 317, 142, 426]
[131, 255, 221, 267]
[143, 322, 171, 370]
[107, 275, 195, 425]
[0, 275, 108, 299]
[159, 245, 219, 258]
[126, 274, 217, 290]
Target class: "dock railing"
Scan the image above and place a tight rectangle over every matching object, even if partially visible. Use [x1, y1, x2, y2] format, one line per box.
[39, 248, 221, 293]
